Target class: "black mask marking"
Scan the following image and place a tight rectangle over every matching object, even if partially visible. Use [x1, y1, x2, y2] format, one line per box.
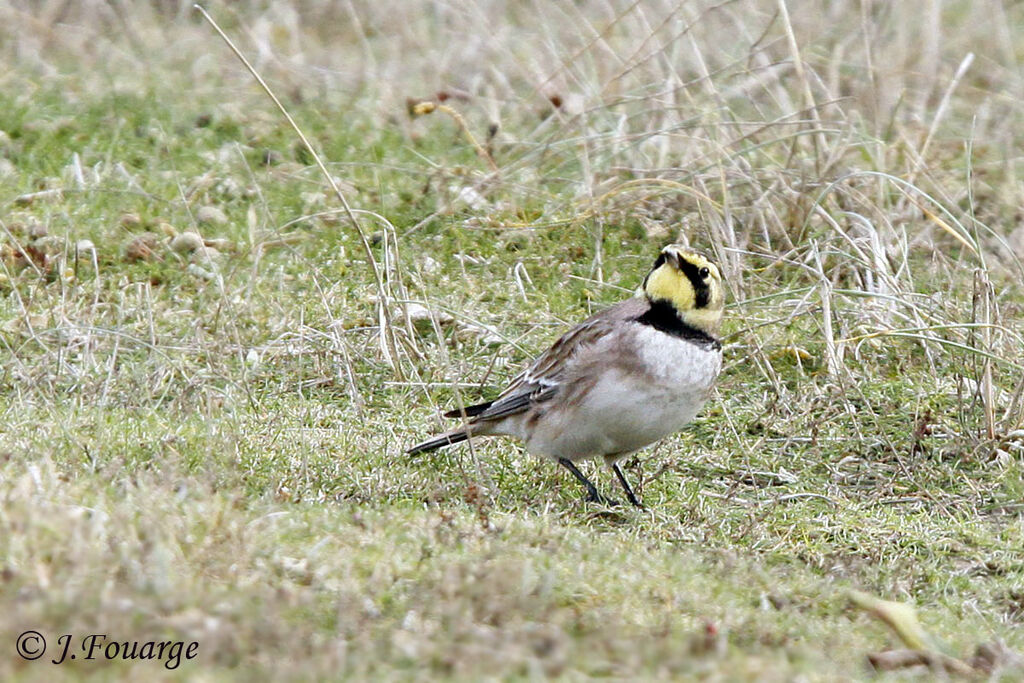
[675, 256, 711, 308]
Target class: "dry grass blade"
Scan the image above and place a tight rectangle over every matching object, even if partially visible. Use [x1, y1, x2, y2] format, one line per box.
[409, 100, 499, 173]
[848, 590, 937, 652]
[193, 3, 403, 376]
[867, 649, 976, 676]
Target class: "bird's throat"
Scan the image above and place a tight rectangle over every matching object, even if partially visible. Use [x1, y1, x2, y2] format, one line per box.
[638, 298, 721, 346]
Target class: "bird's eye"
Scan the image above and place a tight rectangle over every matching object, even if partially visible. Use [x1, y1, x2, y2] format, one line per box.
[699, 266, 710, 279]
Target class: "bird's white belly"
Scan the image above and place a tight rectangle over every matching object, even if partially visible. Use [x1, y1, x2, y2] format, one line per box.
[522, 329, 721, 460]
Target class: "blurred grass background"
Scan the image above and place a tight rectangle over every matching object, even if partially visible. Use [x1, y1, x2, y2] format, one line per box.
[1, 0, 1023, 679]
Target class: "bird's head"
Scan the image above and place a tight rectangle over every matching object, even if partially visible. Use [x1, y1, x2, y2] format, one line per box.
[641, 244, 725, 336]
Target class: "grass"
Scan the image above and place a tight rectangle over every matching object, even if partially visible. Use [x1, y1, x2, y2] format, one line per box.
[2, 0, 1024, 679]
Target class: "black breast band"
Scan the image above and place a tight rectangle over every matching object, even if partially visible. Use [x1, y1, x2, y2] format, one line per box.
[636, 299, 721, 350]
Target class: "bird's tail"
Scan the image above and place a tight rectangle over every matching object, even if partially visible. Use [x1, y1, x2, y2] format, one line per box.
[406, 429, 472, 455]
[443, 399, 494, 419]
[408, 398, 497, 455]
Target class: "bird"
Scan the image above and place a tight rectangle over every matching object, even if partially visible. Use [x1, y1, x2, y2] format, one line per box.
[407, 244, 725, 508]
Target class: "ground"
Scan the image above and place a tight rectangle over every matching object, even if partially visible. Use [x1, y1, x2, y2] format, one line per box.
[1, 1, 1023, 680]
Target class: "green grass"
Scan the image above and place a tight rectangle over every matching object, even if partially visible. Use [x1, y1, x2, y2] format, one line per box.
[2, 1, 1024, 680]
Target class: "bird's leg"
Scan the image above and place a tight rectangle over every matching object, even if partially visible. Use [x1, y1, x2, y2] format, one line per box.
[611, 462, 643, 509]
[557, 458, 617, 505]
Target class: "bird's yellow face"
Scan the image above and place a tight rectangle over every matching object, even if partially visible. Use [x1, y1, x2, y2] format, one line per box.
[642, 245, 725, 335]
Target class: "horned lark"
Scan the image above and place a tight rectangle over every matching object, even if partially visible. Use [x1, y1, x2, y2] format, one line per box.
[408, 244, 725, 508]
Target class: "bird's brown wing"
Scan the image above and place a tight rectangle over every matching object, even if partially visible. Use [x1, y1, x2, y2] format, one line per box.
[457, 297, 650, 424]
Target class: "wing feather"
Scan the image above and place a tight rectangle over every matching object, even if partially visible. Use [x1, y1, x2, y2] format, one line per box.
[454, 297, 649, 425]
